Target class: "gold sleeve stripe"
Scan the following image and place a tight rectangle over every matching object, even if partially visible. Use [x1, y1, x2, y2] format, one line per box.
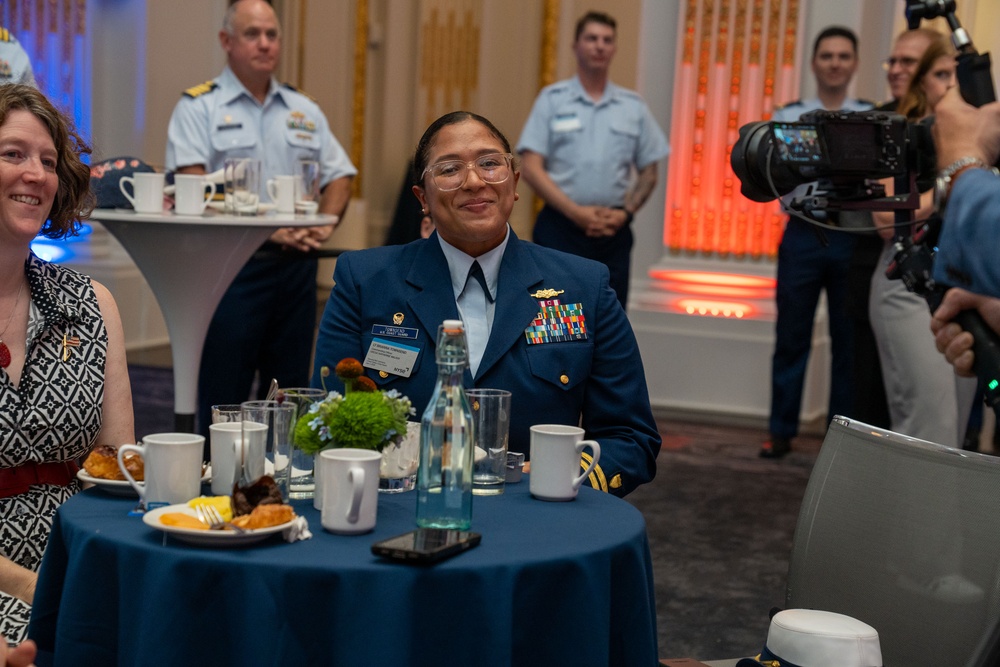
[580, 452, 609, 492]
[183, 81, 218, 98]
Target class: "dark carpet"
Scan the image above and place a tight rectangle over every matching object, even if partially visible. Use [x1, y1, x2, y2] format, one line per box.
[127, 364, 823, 662]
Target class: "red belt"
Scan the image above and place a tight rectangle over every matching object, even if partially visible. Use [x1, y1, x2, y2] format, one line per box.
[0, 461, 80, 498]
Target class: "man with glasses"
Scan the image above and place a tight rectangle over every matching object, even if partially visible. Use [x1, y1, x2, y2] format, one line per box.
[165, 0, 356, 437]
[516, 11, 668, 309]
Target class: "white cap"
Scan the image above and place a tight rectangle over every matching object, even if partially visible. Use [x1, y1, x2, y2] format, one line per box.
[754, 609, 882, 667]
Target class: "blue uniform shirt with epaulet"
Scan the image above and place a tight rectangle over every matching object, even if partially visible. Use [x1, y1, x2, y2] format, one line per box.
[771, 96, 874, 122]
[165, 65, 356, 193]
[0, 26, 35, 86]
[516, 75, 669, 207]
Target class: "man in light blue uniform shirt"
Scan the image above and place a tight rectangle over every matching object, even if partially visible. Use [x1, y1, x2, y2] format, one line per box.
[165, 0, 356, 437]
[0, 26, 35, 86]
[762, 26, 873, 458]
[517, 11, 668, 308]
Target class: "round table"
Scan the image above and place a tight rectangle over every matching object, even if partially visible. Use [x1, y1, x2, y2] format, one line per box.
[29, 480, 658, 666]
[89, 208, 336, 432]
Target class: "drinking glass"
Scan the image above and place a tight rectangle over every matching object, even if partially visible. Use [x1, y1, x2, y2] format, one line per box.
[241, 400, 296, 500]
[282, 387, 327, 499]
[224, 158, 261, 215]
[295, 159, 320, 216]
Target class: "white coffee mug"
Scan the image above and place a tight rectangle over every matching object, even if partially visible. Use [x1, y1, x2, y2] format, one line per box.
[528, 424, 601, 502]
[174, 174, 218, 216]
[117, 433, 204, 507]
[119, 172, 165, 213]
[266, 175, 296, 214]
[320, 448, 381, 534]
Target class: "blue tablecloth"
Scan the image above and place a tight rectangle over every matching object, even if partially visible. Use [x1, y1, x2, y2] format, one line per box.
[28, 479, 658, 666]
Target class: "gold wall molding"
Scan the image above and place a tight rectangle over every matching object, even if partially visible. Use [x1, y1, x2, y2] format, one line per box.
[351, 0, 367, 196]
[418, 0, 481, 128]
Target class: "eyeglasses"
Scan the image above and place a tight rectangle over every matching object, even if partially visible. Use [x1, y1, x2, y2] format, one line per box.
[422, 153, 513, 191]
[882, 56, 919, 71]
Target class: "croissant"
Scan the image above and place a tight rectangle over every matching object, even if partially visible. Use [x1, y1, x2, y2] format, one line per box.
[231, 503, 294, 530]
[83, 444, 144, 481]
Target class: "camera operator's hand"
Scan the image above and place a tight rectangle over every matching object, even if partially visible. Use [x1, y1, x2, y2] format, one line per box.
[933, 87, 1000, 168]
[931, 287, 1000, 376]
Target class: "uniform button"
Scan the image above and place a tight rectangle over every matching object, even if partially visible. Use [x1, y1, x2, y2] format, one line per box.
[379, 371, 388, 379]
[560, 374, 569, 385]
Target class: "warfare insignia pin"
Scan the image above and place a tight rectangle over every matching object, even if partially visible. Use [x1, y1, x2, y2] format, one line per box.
[530, 288, 564, 299]
[393, 312, 404, 325]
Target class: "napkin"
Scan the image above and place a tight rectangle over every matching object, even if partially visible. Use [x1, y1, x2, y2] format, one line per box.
[283, 515, 312, 542]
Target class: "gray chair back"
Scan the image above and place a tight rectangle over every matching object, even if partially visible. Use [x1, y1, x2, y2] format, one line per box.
[786, 417, 1000, 667]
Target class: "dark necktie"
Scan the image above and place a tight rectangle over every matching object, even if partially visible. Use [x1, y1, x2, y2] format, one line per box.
[463, 261, 493, 376]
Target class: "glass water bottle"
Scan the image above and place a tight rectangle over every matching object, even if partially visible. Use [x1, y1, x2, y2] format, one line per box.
[416, 320, 474, 529]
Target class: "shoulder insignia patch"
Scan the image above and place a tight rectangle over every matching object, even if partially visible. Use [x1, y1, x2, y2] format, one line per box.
[774, 99, 803, 111]
[282, 82, 317, 103]
[183, 81, 219, 99]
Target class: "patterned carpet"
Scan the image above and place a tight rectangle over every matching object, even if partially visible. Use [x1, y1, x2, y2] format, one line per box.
[627, 419, 822, 661]
[127, 363, 824, 662]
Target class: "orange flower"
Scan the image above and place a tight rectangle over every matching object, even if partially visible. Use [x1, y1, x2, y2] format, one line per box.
[335, 358, 364, 380]
[354, 376, 378, 392]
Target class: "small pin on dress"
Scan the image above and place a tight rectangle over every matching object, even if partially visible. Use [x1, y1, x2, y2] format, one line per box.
[0, 280, 24, 369]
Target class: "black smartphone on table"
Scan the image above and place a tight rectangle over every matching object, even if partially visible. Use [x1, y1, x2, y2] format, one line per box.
[371, 528, 481, 564]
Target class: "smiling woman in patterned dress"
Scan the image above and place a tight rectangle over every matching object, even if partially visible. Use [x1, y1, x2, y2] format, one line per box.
[0, 84, 134, 643]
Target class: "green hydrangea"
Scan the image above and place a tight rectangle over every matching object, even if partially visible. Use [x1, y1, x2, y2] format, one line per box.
[292, 385, 415, 455]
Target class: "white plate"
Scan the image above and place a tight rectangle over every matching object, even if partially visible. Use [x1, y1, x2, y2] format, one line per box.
[78, 467, 212, 497]
[76, 469, 138, 496]
[205, 201, 276, 214]
[143, 504, 295, 547]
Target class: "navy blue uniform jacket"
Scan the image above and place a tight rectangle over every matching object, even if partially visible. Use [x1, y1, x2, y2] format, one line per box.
[312, 230, 661, 497]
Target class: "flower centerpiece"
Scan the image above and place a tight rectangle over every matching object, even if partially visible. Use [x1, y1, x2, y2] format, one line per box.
[293, 358, 415, 455]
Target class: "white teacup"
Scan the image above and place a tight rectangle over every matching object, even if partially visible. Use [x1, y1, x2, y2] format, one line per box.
[117, 433, 204, 508]
[119, 172, 165, 213]
[174, 174, 218, 216]
[528, 424, 601, 502]
[266, 175, 296, 214]
[320, 448, 381, 535]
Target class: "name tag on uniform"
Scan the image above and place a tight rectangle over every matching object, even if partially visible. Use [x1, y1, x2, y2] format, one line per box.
[364, 337, 419, 377]
[371, 324, 419, 340]
[551, 113, 582, 133]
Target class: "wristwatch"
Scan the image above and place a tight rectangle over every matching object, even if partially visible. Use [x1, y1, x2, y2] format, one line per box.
[934, 156, 999, 215]
[614, 207, 634, 225]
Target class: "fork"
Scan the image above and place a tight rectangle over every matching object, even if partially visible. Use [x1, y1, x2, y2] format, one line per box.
[195, 504, 246, 534]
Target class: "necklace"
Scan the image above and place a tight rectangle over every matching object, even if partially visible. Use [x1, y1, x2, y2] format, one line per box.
[0, 280, 25, 369]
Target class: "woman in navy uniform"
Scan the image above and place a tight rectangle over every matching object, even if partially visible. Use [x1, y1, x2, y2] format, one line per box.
[313, 111, 660, 497]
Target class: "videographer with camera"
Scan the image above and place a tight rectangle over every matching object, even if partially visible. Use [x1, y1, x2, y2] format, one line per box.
[929, 85, 1000, 377]
[760, 26, 873, 459]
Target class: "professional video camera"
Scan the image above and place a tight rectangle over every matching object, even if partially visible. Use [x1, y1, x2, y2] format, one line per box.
[731, 109, 931, 212]
[730, 0, 1000, 406]
[732, 0, 993, 211]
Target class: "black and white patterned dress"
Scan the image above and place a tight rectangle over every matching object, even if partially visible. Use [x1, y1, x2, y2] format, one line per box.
[0, 253, 106, 642]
